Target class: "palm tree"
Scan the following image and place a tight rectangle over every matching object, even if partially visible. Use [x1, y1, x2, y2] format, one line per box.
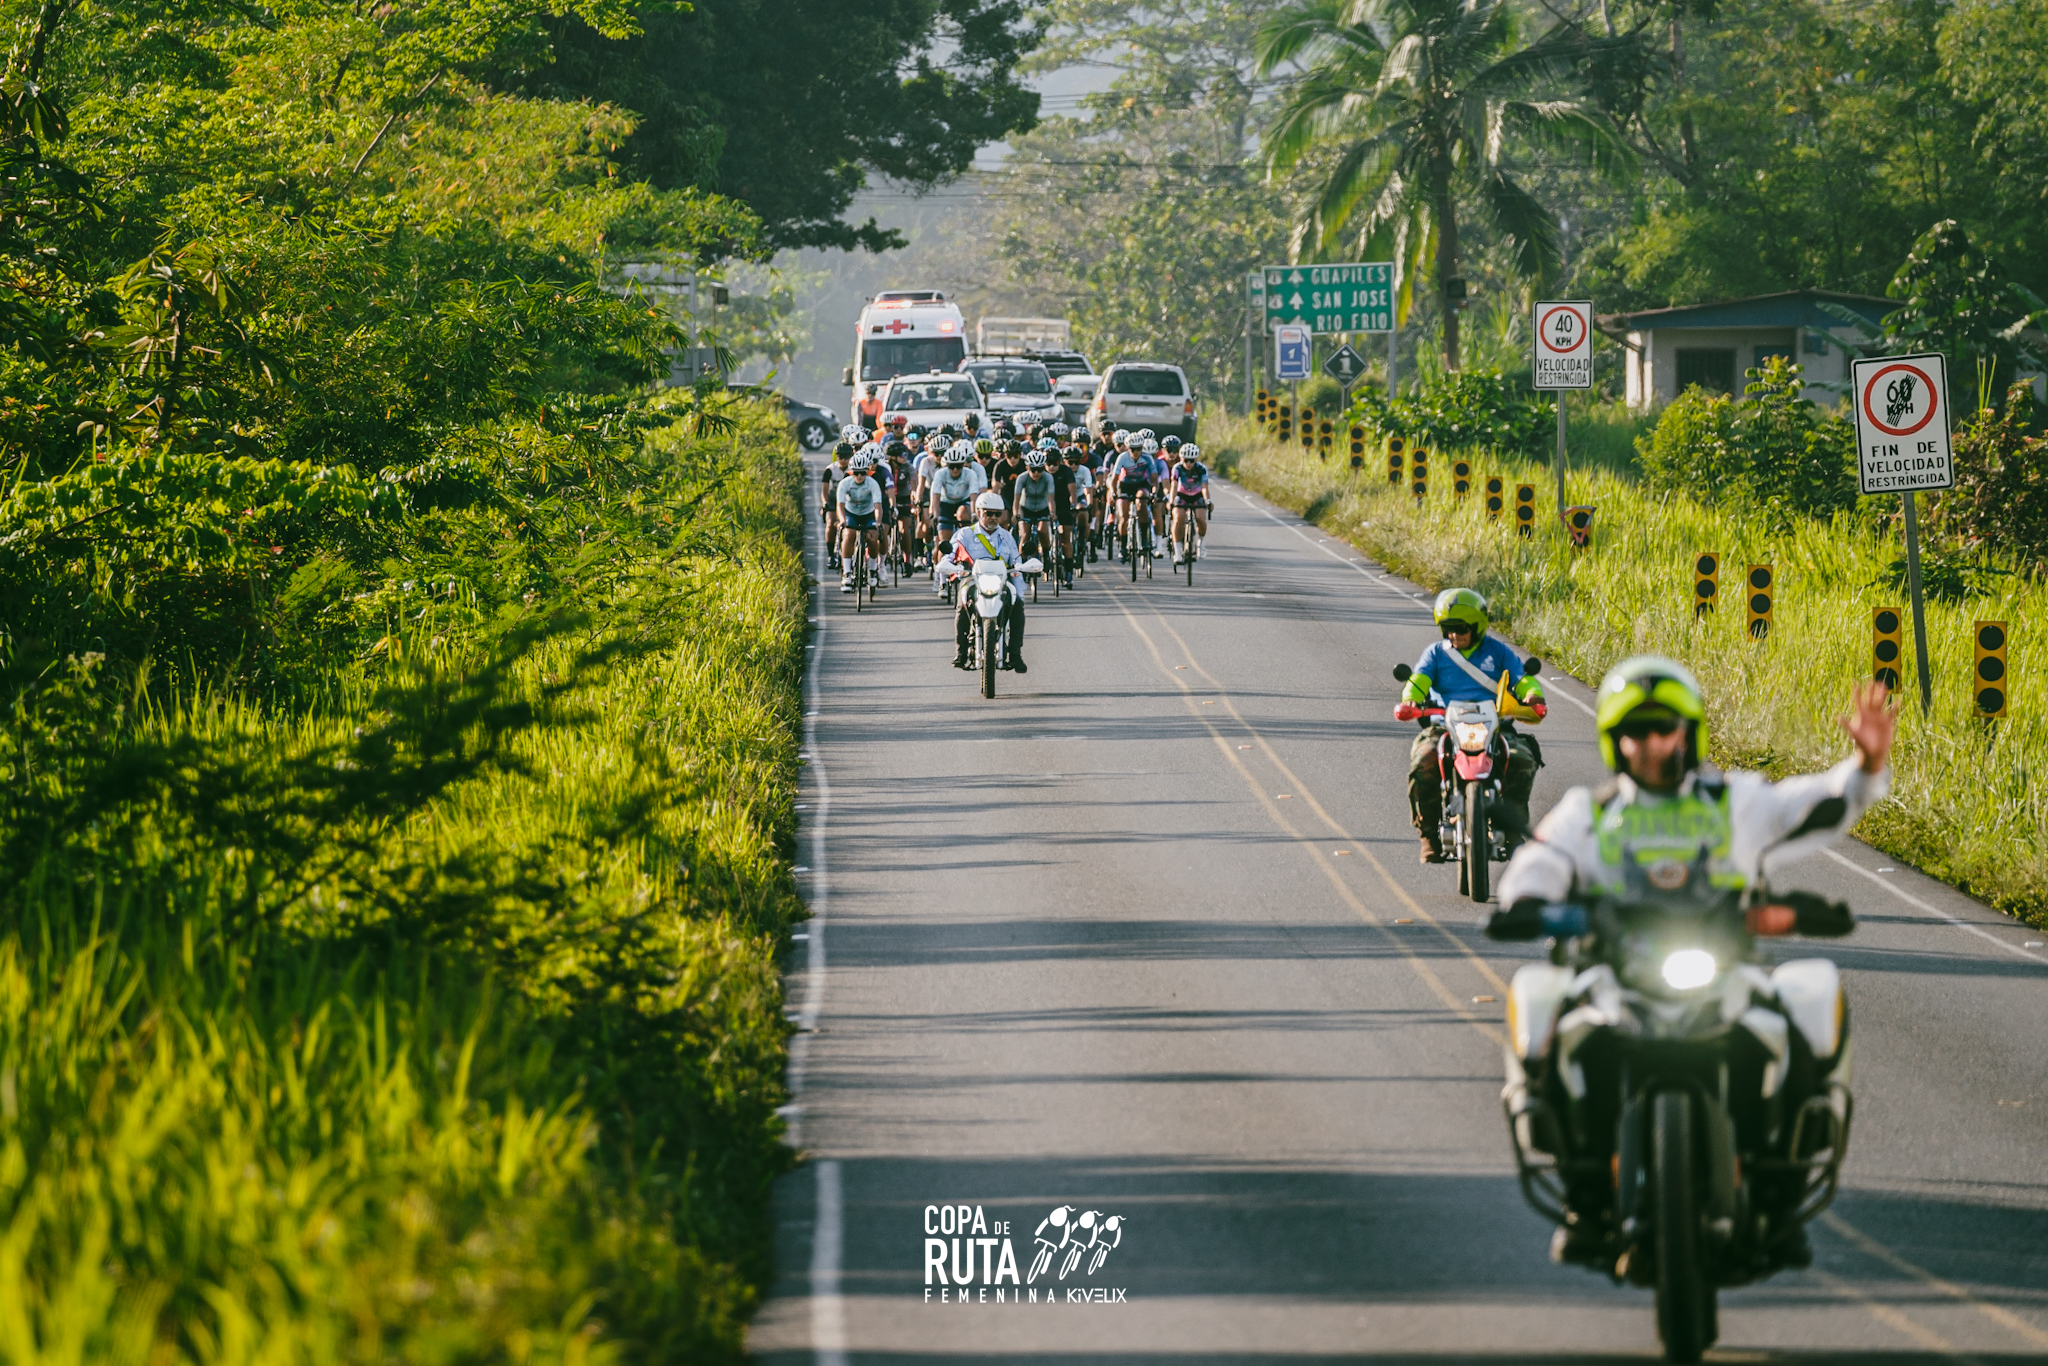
[1255, 0, 1627, 370]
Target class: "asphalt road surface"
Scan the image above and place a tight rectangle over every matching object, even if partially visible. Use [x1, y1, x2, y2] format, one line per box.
[749, 466, 2048, 1365]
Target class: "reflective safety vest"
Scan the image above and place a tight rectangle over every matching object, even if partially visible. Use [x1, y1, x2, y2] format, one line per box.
[1589, 779, 1743, 893]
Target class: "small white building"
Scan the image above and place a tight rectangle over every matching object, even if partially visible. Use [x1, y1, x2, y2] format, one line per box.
[1604, 289, 1896, 411]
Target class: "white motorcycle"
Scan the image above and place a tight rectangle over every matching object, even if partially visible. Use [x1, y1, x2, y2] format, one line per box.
[1495, 809, 1858, 1364]
[938, 556, 1041, 699]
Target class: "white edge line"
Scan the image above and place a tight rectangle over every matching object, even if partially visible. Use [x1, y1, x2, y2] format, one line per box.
[1230, 482, 1589, 709]
[1821, 847, 2045, 966]
[795, 474, 848, 1365]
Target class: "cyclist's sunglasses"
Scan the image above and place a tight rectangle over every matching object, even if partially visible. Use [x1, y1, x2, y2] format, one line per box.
[1612, 712, 1684, 740]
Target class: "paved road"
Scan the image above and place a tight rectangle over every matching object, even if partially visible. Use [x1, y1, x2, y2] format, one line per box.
[749, 468, 2048, 1364]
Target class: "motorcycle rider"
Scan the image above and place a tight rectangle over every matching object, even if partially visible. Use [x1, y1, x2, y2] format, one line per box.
[947, 491, 1029, 673]
[1490, 657, 1896, 1265]
[1397, 589, 1547, 863]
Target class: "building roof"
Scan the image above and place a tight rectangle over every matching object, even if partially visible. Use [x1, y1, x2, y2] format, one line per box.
[1601, 289, 1895, 332]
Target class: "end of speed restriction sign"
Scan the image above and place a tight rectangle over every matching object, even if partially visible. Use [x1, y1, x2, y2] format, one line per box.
[1533, 300, 1593, 389]
[1852, 353, 1952, 495]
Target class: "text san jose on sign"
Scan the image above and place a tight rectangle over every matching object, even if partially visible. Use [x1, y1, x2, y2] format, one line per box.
[1852, 353, 1953, 495]
[1264, 264, 1393, 334]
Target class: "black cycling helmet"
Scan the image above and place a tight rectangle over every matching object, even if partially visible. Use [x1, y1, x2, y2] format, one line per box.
[1161, 435, 1182, 453]
[832, 441, 855, 460]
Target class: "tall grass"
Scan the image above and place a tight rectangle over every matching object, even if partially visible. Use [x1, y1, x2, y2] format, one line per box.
[1211, 414, 2048, 926]
[0, 406, 807, 1362]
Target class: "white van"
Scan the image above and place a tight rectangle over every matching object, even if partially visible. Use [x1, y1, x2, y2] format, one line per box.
[1088, 362, 1196, 442]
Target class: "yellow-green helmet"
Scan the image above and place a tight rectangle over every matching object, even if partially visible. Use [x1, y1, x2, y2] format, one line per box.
[1433, 587, 1489, 639]
[1595, 655, 1707, 771]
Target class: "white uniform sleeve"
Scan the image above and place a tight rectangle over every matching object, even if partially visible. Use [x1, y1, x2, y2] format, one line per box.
[1730, 756, 1890, 881]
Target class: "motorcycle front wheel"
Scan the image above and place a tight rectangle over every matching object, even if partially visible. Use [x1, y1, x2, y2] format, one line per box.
[980, 619, 997, 699]
[1653, 1089, 1715, 1364]
[1465, 780, 1491, 903]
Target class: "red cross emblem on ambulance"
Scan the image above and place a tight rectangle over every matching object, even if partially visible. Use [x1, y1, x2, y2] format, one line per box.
[885, 319, 912, 335]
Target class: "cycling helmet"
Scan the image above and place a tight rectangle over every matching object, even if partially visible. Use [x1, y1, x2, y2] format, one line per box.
[1161, 435, 1182, 453]
[938, 423, 959, 439]
[1137, 428, 1156, 442]
[849, 454, 874, 472]
[1037, 437, 1058, 451]
[883, 442, 908, 461]
[1596, 656, 1707, 773]
[832, 441, 855, 460]
[1182, 444, 1200, 461]
[1433, 587, 1489, 640]
[973, 438, 995, 457]
[1025, 451, 1047, 470]
[839, 424, 864, 442]
[1141, 440, 1160, 456]
[944, 448, 969, 466]
[1050, 422, 1070, 437]
[929, 434, 951, 453]
[975, 491, 1005, 513]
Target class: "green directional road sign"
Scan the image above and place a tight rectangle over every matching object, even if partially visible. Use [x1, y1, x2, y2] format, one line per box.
[1264, 263, 1394, 334]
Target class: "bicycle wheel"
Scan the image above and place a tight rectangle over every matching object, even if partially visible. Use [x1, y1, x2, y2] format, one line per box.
[1142, 517, 1154, 578]
[854, 542, 867, 613]
[1184, 526, 1195, 586]
[1128, 519, 1138, 581]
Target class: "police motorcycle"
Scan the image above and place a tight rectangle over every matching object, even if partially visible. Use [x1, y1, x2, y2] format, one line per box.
[937, 553, 1042, 699]
[1495, 803, 1857, 1364]
[1392, 660, 1543, 903]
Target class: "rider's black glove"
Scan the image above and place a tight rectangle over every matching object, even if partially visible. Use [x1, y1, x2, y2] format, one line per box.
[1485, 897, 1549, 941]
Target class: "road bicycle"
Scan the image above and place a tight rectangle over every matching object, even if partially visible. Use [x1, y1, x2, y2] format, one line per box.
[1124, 493, 1155, 580]
[1019, 514, 1056, 600]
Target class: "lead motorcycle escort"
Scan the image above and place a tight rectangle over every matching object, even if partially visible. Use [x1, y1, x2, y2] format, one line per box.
[937, 553, 1041, 699]
[1393, 660, 1545, 903]
[1497, 800, 1857, 1364]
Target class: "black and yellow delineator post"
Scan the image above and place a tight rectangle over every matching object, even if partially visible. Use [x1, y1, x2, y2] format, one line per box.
[1256, 390, 1270, 431]
[1411, 450, 1429, 502]
[1318, 418, 1334, 459]
[1974, 621, 2008, 718]
[1514, 483, 1535, 537]
[1387, 435, 1405, 484]
[1278, 404, 1292, 442]
[1562, 505, 1594, 549]
[1300, 406, 1317, 452]
[1485, 475, 1504, 520]
[1693, 553, 1720, 618]
[1349, 424, 1365, 469]
[1453, 459, 1471, 498]
[1746, 564, 1773, 640]
[1873, 607, 1903, 691]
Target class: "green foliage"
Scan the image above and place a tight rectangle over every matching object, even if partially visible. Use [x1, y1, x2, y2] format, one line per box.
[1635, 359, 1856, 523]
[1348, 371, 1553, 460]
[1871, 220, 2047, 417]
[1933, 383, 2048, 577]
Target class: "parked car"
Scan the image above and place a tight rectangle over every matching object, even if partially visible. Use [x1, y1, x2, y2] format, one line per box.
[1053, 373, 1100, 426]
[1088, 362, 1197, 443]
[781, 393, 839, 452]
[961, 358, 1063, 426]
[877, 371, 990, 436]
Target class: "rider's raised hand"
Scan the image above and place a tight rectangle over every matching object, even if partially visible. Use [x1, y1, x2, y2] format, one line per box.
[1839, 679, 1898, 775]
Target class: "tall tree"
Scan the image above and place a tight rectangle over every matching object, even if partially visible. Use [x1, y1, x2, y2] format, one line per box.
[1255, 0, 1627, 370]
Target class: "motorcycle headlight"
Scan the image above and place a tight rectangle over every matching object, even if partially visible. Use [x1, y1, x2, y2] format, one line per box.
[1454, 722, 1489, 752]
[1660, 948, 1718, 991]
[977, 576, 1003, 596]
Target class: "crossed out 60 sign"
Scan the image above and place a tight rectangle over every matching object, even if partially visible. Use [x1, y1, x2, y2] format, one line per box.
[1852, 353, 1952, 495]
[1532, 301, 1593, 389]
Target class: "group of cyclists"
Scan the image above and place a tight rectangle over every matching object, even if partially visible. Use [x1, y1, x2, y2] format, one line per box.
[818, 414, 1216, 601]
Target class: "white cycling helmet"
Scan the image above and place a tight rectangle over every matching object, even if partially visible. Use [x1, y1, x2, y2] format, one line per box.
[849, 453, 873, 472]
[929, 434, 951, 453]
[1141, 440, 1160, 455]
[944, 447, 969, 465]
[1137, 428, 1156, 442]
[1025, 451, 1047, 469]
[975, 491, 1005, 512]
[1182, 444, 1200, 460]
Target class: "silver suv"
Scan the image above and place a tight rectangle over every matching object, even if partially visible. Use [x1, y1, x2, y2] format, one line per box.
[1088, 362, 1196, 442]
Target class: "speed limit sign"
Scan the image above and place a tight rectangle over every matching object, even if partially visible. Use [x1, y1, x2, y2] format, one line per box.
[1533, 300, 1593, 389]
[1852, 353, 1952, 495]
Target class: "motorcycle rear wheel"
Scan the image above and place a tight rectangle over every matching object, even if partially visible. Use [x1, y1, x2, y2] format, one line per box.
[1653, 1090, 1715, 1364]
[1465, 781, 1491, 903]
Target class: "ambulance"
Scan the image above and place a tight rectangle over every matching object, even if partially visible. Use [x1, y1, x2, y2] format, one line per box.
[843, 290, 969, 426]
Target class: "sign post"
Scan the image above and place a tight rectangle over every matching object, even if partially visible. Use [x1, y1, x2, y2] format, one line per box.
[1265, 263, 1396, 407]
[1245, 272, 1264, 415]
[1532, 300, 1594, 516]
[1852, 352, 1953, 715]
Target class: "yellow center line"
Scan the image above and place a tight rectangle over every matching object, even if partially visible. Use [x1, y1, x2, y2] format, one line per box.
[1099, 578, 1503, 1046]
[1807, 1267, 1981, 1362]
[1130, 588, 1512, 996]
[1824, 1211, 2048, 1350]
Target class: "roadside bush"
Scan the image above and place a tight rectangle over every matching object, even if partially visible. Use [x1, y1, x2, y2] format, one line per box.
[1935, 382, 2048, 574]
[1347, 370, 1553, 459]
[1635, 358, 1857, 523]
